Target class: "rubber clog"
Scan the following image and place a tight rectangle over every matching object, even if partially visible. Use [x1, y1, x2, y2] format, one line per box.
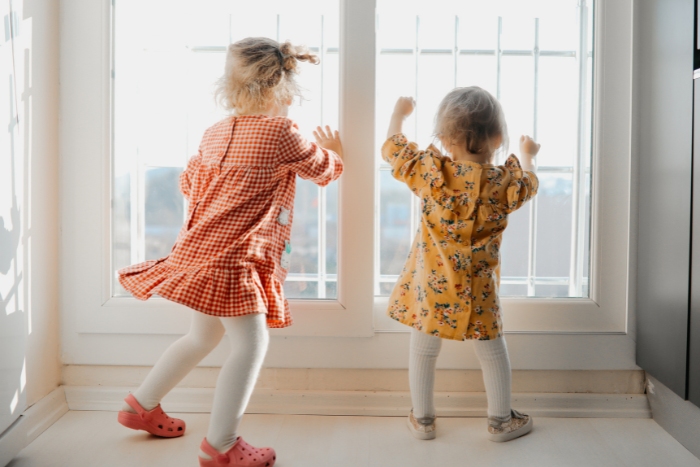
[117, 393, 185, 438]
[199, 436, 276, 467]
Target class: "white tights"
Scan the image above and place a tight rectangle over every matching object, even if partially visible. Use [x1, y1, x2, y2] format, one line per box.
[123, 311, 269, 455]
[409, 328, 512, 420]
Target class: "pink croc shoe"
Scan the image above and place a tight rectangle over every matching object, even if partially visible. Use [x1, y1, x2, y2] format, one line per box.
[199, 437, 276, 467]
[117, 394, 185, 438]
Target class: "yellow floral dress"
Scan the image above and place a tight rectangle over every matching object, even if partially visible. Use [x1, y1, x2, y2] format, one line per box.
[382, 134, 539, 341]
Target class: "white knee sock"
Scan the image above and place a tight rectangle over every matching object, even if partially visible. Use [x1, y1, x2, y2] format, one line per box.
[473, 337, 512, 419]
[122, 310, 226, 413]
[408, 328, 442, 420]
[204, 313, 269, 457]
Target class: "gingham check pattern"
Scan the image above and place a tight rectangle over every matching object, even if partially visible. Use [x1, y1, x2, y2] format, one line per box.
[118, 116, 343, 327]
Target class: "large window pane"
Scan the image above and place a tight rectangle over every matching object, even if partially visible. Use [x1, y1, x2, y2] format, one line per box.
[378, 171, 414, 295]
[534, 174, 574, 281]
[500, 204, 531, 280]
[144, 168, 184, 261]
[376, 0, 593, 298]
[112, 0, 340, 299]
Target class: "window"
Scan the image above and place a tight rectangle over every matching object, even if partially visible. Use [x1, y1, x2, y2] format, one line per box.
[375, 0, 594, 298]
[112, 0, 340, 300]
[114, 0, 593, 305]
[60, 0, 633, 343]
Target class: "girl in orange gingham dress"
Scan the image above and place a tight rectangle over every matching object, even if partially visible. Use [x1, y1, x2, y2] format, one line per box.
[384, 89, 539, 444]
[116, 38, 343, 467]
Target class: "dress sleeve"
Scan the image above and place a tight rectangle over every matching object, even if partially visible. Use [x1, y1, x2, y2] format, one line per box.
[502, 155, 539, 213]
[180, 151, 203, 202]
[278, 119, 344, 187]
[381, 133, 441, 194]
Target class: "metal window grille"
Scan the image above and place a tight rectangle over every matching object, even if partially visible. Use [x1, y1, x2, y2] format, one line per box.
[114, 13, 340, 299]
[113, 3, 593, 301]
[375, 2, 592, 298]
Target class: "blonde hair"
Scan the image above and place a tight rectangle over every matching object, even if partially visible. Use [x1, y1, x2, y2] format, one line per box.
[215, 37, 319, 114]
[434, 87, 509, 161]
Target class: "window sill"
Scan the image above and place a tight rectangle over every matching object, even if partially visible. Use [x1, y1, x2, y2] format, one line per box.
[77, 295, 624, 337]
[373, 296, 625, 334]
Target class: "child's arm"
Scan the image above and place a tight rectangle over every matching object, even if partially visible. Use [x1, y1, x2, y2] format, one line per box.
[382, 97, 440, 194]
[519, 135, 540, 172]
[279, 120, 343, 187]
[503, 135, 540, 213]
[387, 97, 415, 139]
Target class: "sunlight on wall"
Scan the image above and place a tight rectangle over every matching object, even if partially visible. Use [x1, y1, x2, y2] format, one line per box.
[0, 0, 29, 436]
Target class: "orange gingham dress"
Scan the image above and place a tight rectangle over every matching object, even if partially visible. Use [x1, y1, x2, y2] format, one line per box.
[118, 115, 343, 328]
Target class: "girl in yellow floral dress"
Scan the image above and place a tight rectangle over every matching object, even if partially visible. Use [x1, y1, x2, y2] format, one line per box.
[382, 88, 539, 442]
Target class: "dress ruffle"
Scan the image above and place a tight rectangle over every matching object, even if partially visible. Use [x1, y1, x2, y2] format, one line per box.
[118, 259, 292, 328]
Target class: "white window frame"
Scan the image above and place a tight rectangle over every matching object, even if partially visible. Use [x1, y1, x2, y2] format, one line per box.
[60, 0, 632, 345]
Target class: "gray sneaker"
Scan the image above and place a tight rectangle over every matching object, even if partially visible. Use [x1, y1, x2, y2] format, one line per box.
[487, 409, 533, 442]
[406, 409, 436, 440]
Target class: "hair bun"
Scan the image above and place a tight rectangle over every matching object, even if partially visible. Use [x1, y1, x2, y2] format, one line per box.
[279, 41, 320, 72]
[294, 52, 320, 65]
[279, 42, 294, 56]
[283, 55, 297, 72]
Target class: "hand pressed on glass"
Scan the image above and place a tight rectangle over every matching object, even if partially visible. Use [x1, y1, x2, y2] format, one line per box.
[313, 125, 343, 159]
[519, 135, 540, 172]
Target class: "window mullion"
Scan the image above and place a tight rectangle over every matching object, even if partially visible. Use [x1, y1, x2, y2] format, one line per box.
[318, 16, 327, 299]
[453, 15, 459, 88]
[337, 0, 375, 331]
[527, 18, 540, 296]
[409, 13, 420, 287]
[414, 14, 419, 141]
[570, 0, 590, 297]
[496, 16, 502, 99]
[373, 169, 381, 296]
[320, 15, 325, 125]
[275, 14, 280, 42]
[316, 187, 327, 298]
[131, 162, 144, 265]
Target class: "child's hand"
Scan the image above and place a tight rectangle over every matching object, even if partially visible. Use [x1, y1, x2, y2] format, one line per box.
[520, 135, 540, 156]
[387, 97, 415, 139]
[314, 125, 343, 159]
[519, 135, 539, 171]
[393, 96, 416, 118]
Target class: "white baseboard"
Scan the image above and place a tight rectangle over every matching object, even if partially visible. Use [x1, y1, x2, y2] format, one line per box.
[62, 367, 647, 394]
[64, 385, 651, 419]
[0, 387, 69, 467]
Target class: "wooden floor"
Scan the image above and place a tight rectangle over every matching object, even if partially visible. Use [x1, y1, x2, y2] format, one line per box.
[8, 411, 700, 467]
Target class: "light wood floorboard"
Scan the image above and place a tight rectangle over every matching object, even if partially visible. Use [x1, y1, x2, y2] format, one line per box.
[8, 411, 700, 467]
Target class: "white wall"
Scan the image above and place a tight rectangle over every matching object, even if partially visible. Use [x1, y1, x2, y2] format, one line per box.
[22, 0, 61, 408]
[0, 0, 61, 413]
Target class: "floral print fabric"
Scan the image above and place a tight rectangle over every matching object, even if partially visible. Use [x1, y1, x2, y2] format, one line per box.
[382, 134, 538, 340]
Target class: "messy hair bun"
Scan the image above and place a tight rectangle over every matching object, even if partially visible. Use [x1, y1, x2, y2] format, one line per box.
[215, 37, 319, 115]
[279, 41, 320, 73]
